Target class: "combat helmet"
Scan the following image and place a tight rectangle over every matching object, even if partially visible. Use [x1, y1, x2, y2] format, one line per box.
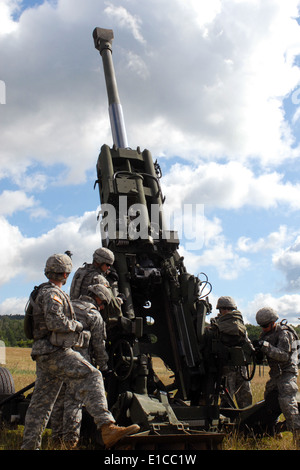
[44, 253, 73, 277]
[90, 273, 110, 287]
[256, 307, 279, 327]
[216, 296, 237, 310]
[87, 283, 112, 304]
[93, 247, 115, 266]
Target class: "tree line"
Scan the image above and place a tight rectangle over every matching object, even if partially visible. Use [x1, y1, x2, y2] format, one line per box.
[1, 314, 300, 348]
[0, 315, 33, 348]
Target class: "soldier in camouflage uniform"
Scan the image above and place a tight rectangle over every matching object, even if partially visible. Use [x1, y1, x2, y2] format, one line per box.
[210, 296, 253, 408]
[50, 283, 112, 448]
[21, 254, 139, 450]
[256, 307, 300, 447]
[51, 283, 112, 447]
[69, 247, 114, 299]
[69, 247, 123, 331]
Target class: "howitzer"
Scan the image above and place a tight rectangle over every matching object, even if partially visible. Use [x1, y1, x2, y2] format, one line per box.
[90, 27, 259, 449]
[0, 28, 292, 450]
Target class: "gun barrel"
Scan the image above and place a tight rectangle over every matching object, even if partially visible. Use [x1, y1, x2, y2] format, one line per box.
[93, 27, 128, 149]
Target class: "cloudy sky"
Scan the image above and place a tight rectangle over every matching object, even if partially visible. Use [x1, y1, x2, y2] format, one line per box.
[1, 0, 300, 325]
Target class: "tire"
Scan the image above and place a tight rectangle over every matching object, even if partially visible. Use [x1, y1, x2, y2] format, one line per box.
[0, 367, 15, 395]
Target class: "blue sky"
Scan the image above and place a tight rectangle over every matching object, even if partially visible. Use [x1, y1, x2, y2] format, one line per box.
[1, 0, 300, 325]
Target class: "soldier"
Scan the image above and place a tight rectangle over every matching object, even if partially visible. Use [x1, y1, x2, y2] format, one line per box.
[211, 296, 253, 408]
[69, 247, 115, 299]
[255, 306, 300, 447]
[50, 283, 112, 448]
[21, 254, 140, 450]
[70, 247, 123, 331]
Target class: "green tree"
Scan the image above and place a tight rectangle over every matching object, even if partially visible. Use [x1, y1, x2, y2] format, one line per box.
[0, 315, 33, 347]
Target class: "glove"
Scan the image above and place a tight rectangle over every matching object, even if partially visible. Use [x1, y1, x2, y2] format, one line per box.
[252, 339, 264, 364]
[115, 297, 123, 307]
[74, 320, 83, 332]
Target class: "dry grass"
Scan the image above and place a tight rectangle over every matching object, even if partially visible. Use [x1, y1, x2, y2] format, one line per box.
[2, 347, 36, 392]
[1, 348, 299, 450]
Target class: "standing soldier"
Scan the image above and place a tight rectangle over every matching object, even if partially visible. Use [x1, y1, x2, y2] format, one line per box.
[69, 247, 123, 331]
[69, 247, 115, 299]
[50, 283, 112, 448]
[21, 253, 140, 450]
[211, 296, 253, 408]
[256, 307, 300, 448]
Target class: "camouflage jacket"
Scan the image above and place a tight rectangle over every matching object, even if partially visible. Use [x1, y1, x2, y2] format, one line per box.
[69, 264, 122, 326]
[260, 323, 299, 378]
[31, 282, 81, 357]
[207, 310, 248, 346]
[72, 295, 109, 371]
[69, 263, 107, 300]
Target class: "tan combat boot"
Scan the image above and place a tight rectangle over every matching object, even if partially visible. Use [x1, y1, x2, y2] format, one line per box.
[101, 422, 140, 448]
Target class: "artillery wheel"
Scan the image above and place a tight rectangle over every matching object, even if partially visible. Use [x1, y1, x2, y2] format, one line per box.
[0, 367, 15, 395]
[110, 339, 134, 381]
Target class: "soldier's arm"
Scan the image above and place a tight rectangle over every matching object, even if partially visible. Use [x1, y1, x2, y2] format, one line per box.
[261, 331, 292, 362]
[89, 312, 109, 370]
[43, 290, 82, 333]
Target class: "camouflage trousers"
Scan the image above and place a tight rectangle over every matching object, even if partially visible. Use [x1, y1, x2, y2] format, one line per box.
[50, 382, 83, 445]
[21, 348, 115, 450]
[265, 372, 300, 431]
[220, 366, 253, 408]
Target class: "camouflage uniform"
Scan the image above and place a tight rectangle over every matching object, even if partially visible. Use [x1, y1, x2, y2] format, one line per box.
[259, 322, 300, 431]
[21, 281, 115, 450]
[205, 297, 253, 408]
[69, 248, 123, 330]
[50, 294, 110, 446]
[211, 311, 253, 408]
[220, 365, 252, 408]
[69, 264, 108, 299]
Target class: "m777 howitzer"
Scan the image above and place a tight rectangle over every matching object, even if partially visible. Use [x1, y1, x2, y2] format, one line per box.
[89, 27, 279, 450]
[0, 28, 287, 450]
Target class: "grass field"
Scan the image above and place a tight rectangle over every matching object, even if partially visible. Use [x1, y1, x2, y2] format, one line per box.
[0, 347, 299, 450]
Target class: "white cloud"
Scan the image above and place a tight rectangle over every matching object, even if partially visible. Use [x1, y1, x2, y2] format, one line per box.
[163, 161, 300, 211]
[237, 226, 297, 253]
[273, 236, 300, 292]
[0, 190, 35, 216]
[0, 216, 27, 284]
[0, 188, 49, 219]
[245, 292, 300, 325]
[0, 296, 27, 316]
[0, 210, 101, 286]
[0, 0, 300, 187]
[104, 3, 146, 45]
[179, 237, 250, 281]
[0, 0, 20, 35]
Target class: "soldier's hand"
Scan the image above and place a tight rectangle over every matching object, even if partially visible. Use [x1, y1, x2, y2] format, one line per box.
[74, 320, 84, 332]
[252, 339, 263, 349]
